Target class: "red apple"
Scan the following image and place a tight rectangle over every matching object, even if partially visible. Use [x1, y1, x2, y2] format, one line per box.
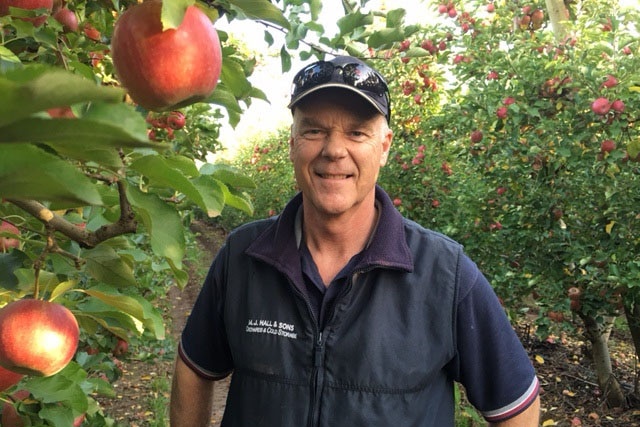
[1, 390, 30, 426]
[0, 0, 53, 27]
[600, 139, 616, 153]
[52, 6, 77, 32]
[0, 299, 79, 377]
[82, 23, 101, 41]
[112, 338, 129, 357]
[0, 221, 20, 252]
[46, 106, 76, 118]
[591, 97, 611, 115]
[600, 74, 618, 89]
[487, 3, 495, 13]
[611, 99, 625, 113]
[496, 106, 508, 119]
[111, 0, 223, 111]
[0, 365, 23, 392]
[167, 111, 186, 129]
[470, 130, 483, 143]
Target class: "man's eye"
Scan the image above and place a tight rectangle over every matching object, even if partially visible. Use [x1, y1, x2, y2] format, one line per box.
[301, 129, 324, 139]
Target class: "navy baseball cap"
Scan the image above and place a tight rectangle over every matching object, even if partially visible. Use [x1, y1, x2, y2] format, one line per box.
[288, 56, 391, 123]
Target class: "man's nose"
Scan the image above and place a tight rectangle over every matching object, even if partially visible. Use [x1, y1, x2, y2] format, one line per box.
[321, 131, 348, 158]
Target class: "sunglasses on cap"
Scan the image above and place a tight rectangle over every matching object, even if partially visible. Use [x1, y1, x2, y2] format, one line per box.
[289, 60, 391, 122]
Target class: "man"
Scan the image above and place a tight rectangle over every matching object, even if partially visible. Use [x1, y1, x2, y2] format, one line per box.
[170, 55, 540, 426]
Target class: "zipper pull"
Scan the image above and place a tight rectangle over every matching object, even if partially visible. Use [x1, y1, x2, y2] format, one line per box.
[314, 332, 324, 367]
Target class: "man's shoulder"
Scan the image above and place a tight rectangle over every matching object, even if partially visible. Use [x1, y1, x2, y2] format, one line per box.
[401, 217, 463, 250]
[227, 217, 277, 244]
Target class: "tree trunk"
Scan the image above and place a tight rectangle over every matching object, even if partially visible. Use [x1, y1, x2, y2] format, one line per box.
[578, 312, 627, 407]
[545, 0, 570, 41]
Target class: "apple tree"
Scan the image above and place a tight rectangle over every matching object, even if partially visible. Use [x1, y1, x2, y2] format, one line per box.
[376, 0, 639, 407]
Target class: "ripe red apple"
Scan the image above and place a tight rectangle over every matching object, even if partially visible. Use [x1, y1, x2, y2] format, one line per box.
[530, 9, 544, 29]
[1, 389, 30, 427]
[470, 130, 483, 143]
[600, 74, 618, 89]
[496, 106, 508, 119]
[591, 97, 611, 115]
[52, 6, 77, 32]
[82, 23, 101, 41]
[46, 106, 75, 118]
[111, 0, 223, 111]
[112, 338, 129, 357]
[610, 99, 625, 113]
[600, 139, 616, 153]
[0, 221, 20, 252]
[487, 3, 495, 13]
[0, 299, 79, 377]
[167, 111, 186, 129]
[0, 365, 23, 392]
[0, 0, 53, 27]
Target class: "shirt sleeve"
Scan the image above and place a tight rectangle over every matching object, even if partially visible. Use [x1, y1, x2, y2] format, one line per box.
[178, 244, 234, 380]
[450, 254, 540, 422]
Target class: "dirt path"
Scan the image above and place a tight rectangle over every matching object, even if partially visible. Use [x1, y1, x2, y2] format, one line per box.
[98, 220, 229, 426]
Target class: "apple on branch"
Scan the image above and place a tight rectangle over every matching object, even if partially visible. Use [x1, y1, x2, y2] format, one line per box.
[0, 221, 20, 252]
[0, 0, 53, 27]
[0, 364, 23, 392]
[0, 299, 79, 377]
[111, 0, 223, 112]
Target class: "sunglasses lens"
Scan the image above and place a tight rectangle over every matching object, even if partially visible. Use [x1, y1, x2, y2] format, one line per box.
[291, 62, 335, 97]
[341, 63, 388, 96]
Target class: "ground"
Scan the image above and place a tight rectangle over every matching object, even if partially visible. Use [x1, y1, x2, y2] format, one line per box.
[99, 220, 640, 427]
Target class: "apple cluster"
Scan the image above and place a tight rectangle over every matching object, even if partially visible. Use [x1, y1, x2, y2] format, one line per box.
[146, 110, 187, 141]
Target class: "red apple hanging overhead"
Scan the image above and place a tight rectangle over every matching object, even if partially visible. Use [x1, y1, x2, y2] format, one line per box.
[111, 0, 223, 112]
[0, 299, 79, 377]
[0, 0, 53, 27]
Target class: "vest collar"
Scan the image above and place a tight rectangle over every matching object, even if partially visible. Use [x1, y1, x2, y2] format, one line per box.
[246, 186, 413, 278]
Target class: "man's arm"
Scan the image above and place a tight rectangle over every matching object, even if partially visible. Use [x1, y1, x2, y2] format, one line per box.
[170, 356, 215, 427]
[490, 395, 540, 427]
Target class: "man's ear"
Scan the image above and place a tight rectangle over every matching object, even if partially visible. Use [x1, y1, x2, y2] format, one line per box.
[288, 127, 295, 162]
[380, 127, 393, 166]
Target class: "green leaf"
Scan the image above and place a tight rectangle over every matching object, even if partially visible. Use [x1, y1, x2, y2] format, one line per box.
[200, 163, 256, 188]
[386, 8, 406, 28]
[367, 27, 405, 48]
[0, 251, 29, 291]
[126, 186, 185, 268]
[222, 186, 254, 215]
[0, 65, 124, 127]
[337, 11, 373, 36]
[49, 280, 77, 302]
[161, 0, 195, 30]
[191, 175, 226, 217]
[206, 84, 243, 127]
[220, 57, 252, 98]
[84, 244, 137, 288]
[129, 154, 207, 210]
[0, 46, 22, 73]
[228, 0, 290, 29]
[83, 287, 165, 340]
[628, 139, 640, 159]
[0, 144, 103, 206]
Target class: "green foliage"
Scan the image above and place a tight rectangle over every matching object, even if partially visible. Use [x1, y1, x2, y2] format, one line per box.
[376, 0, 640, 339]
[216, 128, 297, 230]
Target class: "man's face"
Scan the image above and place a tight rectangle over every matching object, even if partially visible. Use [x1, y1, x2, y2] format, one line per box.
[289, 90, 392, 218]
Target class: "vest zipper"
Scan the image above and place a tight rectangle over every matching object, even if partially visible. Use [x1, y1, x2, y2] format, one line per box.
[309, 331, 325, 427]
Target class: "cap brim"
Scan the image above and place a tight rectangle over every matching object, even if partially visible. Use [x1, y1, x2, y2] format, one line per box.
[288, 83, 387, 119]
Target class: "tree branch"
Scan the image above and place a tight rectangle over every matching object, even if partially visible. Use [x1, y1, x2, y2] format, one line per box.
[7, 180, 137, 249]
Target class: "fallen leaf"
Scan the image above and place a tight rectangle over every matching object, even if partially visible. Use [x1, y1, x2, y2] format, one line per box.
[535, 354, 545, 364]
